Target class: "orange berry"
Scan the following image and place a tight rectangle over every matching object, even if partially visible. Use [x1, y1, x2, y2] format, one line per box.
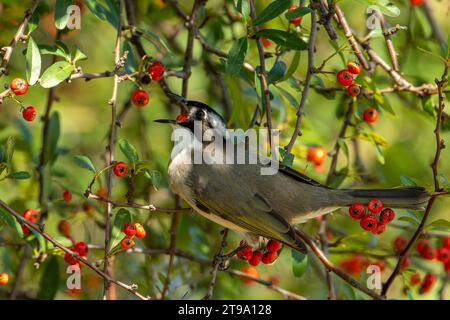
[240, 266, 259, 285]
[134, 223, 146, 239]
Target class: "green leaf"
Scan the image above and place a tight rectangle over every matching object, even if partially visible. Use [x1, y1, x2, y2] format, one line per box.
[291, 250, 308, 278]
[72, 47, 87, 62]
[39, 61, 75, 88]
[37, 256, 60, 300]
[253, 0, 293, 26]
[280, 51, 300, 81]
[285, 6, 312, 21]
[55, 40, 71, 60]
[45, 112, 60, 164]
[426, 219, 450, 231]
[134, 27, 171, 53]
[144, 170, 162, 191]
[398, 216, 419, 226]
[27, 10, 40, 34]
[256, 29, 307, 51]
[267, 60, 286, 84]
[0, 208, 24, 238]
[38, 44, 70, 59]
[118, 138, 139, 166]
[110, 209, 132, 250]
[234, 0, 250, 22]
[226, 37, 248, 76]
[73, 155, 96, 173]
[84, 0, 118, 28]
[400, 175, 418, 187]
[421, 96, 436, 119]
[337, 138, 349, 161]
[26, 36, 41, 85]
[356, 0, 400, 17]
[55, 0, 72, 30]
[7, 171, 31, 180]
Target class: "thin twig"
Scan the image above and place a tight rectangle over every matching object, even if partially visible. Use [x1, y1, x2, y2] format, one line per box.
[378, 12, 399, 72]
[382, 60, 449, 296]
[285, 6, 317, 155]
[103, 0, 124, 300]
[0, 0, 41, 77]
[204, 229, 228, 300]
[0, 199, 149, 300]
[249, 0, 273, 149]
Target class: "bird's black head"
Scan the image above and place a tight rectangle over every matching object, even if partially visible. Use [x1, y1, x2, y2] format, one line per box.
[155, 95, 227, 137]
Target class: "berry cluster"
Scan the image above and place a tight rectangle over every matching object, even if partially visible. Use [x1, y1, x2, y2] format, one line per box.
[64, 241, 88, 266]
[8, 78, 38, 122]
[120, 223, 146, 250]
[0, 272, 8, 285]
[21, 208, 39, 235]
[416, 238, 450, 270]
[393, 235, 450, 295]
[131, 61, 165, 107]
[348, 199, 395, 235]
[336, 61, 361, 97]
[236, 239, 281, 267]
[306, 146, 327, 168]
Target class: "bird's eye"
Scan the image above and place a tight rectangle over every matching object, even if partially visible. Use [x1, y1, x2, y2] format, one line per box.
[195, 110, 206, 120]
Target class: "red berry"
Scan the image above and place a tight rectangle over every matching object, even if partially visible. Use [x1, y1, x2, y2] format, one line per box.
[176, 113, 188, 123]
[249, 250, 263, 266]
[148, 61, 165, 81]
[306, 146, 327, 166]
[262, 251, 278, 264]
[401, 256, 410, 270]
[123, 223, 136, 237]
[372, 260, 386, 271]
[363, 108, 378, 124]
[349, 203, 366, 219]
[64, 251, 79, 265]
[409, 0, 424, 6]
[113, 162, 128, 177]
[420, 273, 436, 294]
[10, 78, 28, 95]
[416, 239, 430, 253]
[379, 208, 395, 224]
[134, 223, 146, 239]
[410, 273, 421, 285]
[287, 5, 303, 24]
[372, 223, 386, 236]
[132, 89, 149, 107]
[443, 237, 450, 249]
[21, 225, 30, 236]
[394, 235, 408, 252]
[240, 266, 259, 285]
[22, 106, 37, 122]
[420, 246, 437, 260]
[237, 245, 253, 260]
[266, 240, 281, 253]
[336, 69, 354, 86]
[347, 61, 362, 74]
[63, 190, 72, 203]
[445, 260, 450, 271]
[74, 241, 88, 256]
[23, 209, 39, 223]
[340, 255, 368, 276]
[437, 247, 450, 264]
[261, 37, 272, 48]
[0, 273, 9, 285]
[347, 84, 361, 97]
[58, 220, 71, 238]
[367, 199, 383, 214]
[120, 236, 135, 250]
[360, 215, 378, 231]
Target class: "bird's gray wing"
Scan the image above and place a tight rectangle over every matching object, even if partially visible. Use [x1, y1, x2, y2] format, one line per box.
[195, 191, 307, 253]
[277, 163, 329, 189]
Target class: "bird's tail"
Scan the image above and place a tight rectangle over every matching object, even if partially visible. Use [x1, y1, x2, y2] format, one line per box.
[341, 187, 430, 210]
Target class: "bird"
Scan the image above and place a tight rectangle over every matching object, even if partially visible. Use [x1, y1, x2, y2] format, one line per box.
[155, 94, 430, 253]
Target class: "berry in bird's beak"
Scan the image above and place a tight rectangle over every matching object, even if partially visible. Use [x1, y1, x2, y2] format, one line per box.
[176, 113, 188, 123]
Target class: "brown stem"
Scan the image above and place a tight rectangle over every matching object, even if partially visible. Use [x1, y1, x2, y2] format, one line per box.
[203, 229, 228, 300]
[103, 0, 124, 300]
[285, 5, 317, 155]
[382, 60, 449, 296]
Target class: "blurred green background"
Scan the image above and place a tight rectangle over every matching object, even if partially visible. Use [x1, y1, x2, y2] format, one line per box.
[0, 0, 449, 300]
